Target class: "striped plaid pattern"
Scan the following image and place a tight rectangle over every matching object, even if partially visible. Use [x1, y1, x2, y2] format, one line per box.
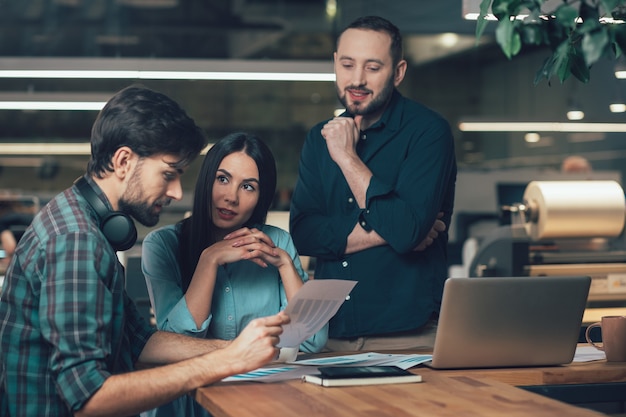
[0, 177, 155, 416]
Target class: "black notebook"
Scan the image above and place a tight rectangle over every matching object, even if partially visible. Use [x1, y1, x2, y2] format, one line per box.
[301, 366, 422, 387]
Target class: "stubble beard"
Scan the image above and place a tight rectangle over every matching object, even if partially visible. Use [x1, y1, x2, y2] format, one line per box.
[118, 168, 162, 227]
[336, 75, 395, 116]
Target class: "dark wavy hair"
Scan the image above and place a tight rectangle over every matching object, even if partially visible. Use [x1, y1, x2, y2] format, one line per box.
[338, 15, 404, 66]
[87, 85, 207, 177]
[178, 132, 277, 291]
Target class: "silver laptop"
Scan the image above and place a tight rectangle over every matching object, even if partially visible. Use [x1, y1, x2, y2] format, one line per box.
[427, 276, 591, 369]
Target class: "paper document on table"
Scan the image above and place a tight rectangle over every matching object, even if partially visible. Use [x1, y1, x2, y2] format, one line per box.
[278, 279, 357, 348]
[293, 352, 433, 370]
[222, 365, 312, 383]
[573, 345, 606, 362]
[222, 353, 433, 383]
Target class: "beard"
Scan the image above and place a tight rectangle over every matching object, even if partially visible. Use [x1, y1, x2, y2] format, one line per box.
[119, 198, 160, 227]
[336, 73, 395, 116]
[118, 167, 167, 227]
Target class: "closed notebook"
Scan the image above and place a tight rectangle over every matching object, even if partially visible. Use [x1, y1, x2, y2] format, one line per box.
[302, 366, 422, 387]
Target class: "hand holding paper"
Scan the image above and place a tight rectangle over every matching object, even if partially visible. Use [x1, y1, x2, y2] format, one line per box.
[277, 279, 357, 348]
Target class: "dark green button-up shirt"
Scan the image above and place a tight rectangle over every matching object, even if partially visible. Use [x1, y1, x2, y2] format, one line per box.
[290, 90, 457, 338]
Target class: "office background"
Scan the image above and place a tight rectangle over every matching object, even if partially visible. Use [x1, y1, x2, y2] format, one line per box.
[1, 0, 625, 241]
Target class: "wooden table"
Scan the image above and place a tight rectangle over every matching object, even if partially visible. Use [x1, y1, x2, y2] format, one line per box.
[419, 360, 626, 386]
[195, 372, 607, 417]
[421, 360, 626, 412]
[195, 358, 626, 417]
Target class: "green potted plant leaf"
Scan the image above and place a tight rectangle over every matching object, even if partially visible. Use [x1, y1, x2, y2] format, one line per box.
[476, 0, 626, 84]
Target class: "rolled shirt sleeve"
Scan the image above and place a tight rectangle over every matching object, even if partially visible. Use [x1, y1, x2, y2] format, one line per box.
[42, 232, 154, 412]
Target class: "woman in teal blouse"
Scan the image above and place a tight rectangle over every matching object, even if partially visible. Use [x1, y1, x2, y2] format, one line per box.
[141, 132, 327, 417]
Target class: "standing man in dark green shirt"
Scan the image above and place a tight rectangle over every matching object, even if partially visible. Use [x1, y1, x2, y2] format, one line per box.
[290, 16, 456, 351]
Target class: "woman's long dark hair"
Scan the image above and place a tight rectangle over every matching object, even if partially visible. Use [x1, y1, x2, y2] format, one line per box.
[178, 132, 277, 292]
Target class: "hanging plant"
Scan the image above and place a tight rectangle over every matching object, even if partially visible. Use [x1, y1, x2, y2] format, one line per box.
[476, 0, 626, 84]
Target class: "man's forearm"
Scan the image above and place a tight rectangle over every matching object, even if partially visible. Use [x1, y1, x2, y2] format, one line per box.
[345, 213, 446, 255]
[138, 331, 230, 365]
[345, 223, 386, 254]
[77, 348, 237, 417]
[338, 157, 371, 208]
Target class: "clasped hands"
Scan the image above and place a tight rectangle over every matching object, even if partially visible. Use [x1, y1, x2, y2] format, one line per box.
[207, 227, 289, 268]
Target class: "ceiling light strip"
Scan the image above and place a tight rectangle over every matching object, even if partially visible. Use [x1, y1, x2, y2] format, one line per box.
[0, 70, 335, 82]
[458, 121, 626, 132]
[464, 13, 623, 23]
[0, 142, 213, 155]
[0, 143, 92, 155]
[0, 57, 335, 82]
[462, 0, 625, 23]
[0, 101, 106, 111]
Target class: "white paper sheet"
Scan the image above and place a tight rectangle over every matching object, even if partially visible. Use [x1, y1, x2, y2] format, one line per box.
[277, 279, 357, 348]
[573, 345, 606, 362]
[292, 352, 433, 370]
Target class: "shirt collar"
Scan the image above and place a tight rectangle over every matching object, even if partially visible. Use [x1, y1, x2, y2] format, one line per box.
[75, 174, 116, 212]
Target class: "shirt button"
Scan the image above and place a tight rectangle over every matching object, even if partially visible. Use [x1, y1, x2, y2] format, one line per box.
[360, 221, 367, 227]
[361, 134, 366, 140]
[366, 210, 370, 214]
[345, 295, 351, 301]
[348, 197, 354, 204]
[342, 261, 348, 267]
[227, 315, 233, 321]
[225, 287, 230, 293]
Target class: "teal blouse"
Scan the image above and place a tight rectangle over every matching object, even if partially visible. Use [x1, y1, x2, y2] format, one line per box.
[141, 223, 327, 353]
